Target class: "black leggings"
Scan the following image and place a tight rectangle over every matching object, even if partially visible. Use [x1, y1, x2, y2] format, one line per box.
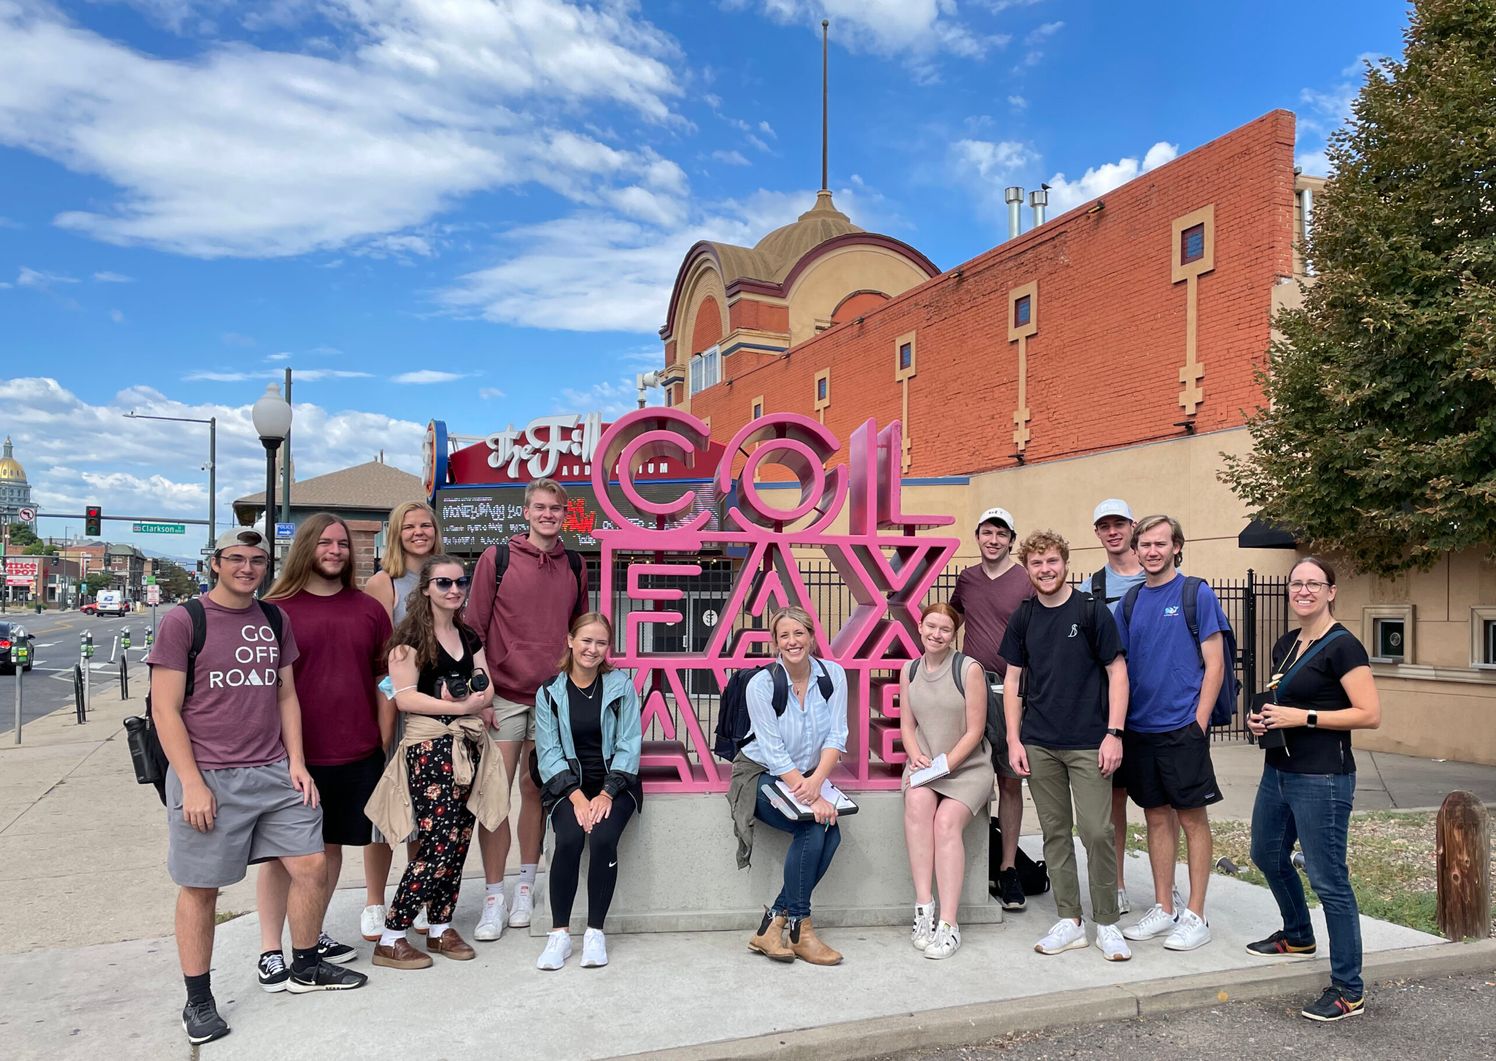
[548, 788, 636, 930]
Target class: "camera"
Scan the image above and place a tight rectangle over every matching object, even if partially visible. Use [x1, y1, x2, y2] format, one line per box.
[438, 669, 490, 700]
[1249, 691, 1287, 750]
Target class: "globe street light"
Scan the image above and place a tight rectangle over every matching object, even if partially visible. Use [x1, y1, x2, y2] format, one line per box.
[250, 383, 292, 587]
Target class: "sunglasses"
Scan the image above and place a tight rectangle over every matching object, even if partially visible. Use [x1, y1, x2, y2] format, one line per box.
[432, 576, 471, 592]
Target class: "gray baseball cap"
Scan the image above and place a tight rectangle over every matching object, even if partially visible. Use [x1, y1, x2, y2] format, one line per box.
[214, 526, 270, 555]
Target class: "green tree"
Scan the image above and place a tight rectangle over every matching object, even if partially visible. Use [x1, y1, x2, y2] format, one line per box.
[7, 522, 40, 549]
[84, 573, 113, 595]
[1221, 0, 1496, 574]
[154, 559, 198, 599]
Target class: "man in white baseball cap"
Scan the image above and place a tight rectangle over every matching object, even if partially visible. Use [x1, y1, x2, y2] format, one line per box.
[950, 506, 1033, 911]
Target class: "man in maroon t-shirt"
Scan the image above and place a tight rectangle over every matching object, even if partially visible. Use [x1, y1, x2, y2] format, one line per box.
[949, 506, 1033, 912]
[258, 514, 393, 985]
[147, 526, 365, 1046]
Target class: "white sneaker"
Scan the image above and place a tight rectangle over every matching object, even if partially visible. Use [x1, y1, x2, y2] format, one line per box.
[910, 901, 937, 951]
[508, 882, 534, 927]
[360, 904, 386, 942]
[923, 921, 961, 960]
[412, 908, 428, 936]
[1164, 909, 1212, 951]
[1122, 903, 1179, 941]
[1034, 918, 1088, 955]
[536, 929, 572, 971]
[474, 893, 507, 942]
[1116, 888, 1131, 916]
[580, 927, 608, 968]
[1095, 923, 1132, 962]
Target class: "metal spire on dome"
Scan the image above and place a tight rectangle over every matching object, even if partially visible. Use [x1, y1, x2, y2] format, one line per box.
[821, 19, 830, 193]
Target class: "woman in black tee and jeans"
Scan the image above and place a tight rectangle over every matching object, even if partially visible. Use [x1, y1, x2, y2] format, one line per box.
[1247, 556, 1380, 1022]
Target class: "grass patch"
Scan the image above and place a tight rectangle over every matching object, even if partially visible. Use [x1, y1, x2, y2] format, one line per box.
[214, 910, 245, 925]
[1126, 810, 1493, 939]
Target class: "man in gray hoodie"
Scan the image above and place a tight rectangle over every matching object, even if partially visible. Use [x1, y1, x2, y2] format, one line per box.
[465, 478, 589, 939]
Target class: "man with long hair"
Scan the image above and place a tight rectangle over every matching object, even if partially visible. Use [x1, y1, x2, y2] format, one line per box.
[256, 513, 393, 988]
[465, 477, 589, 938]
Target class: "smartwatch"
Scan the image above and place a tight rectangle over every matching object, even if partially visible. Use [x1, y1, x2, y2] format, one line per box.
[1306, 711, 1318, 729]
[1106, 727, 1125, 739]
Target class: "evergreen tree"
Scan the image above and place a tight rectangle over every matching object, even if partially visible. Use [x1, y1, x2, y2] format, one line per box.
[1221, 0, 1496, 574]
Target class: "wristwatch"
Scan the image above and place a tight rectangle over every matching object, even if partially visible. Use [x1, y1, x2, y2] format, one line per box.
[1106, 727, 1125, 738]
[1306, 711, 1318, 729]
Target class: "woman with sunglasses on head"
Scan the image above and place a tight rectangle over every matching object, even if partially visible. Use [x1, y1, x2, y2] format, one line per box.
[361, 501, 444, 941]
[1246, 557, 1380, 1022]
[367, 556, 506, 971]
[532, 612, 642, 970]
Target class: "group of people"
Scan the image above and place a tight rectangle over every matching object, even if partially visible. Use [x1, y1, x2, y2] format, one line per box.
[147, 483, 1382, 1046]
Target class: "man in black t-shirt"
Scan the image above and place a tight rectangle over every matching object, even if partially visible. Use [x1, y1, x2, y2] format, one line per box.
[1001, 530, 1131, 962]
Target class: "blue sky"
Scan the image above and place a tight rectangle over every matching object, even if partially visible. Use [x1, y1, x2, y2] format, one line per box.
[1, 0, 1410, 554]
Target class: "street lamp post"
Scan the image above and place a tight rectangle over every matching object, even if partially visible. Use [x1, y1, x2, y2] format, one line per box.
[124, 411, 218, 556]
[250, 383, 292, 588]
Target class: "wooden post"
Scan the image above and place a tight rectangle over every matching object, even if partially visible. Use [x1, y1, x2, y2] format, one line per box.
[1435, 791, 1491, 942]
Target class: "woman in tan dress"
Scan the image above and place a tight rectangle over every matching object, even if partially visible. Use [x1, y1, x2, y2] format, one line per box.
[901, 602, 995, 960]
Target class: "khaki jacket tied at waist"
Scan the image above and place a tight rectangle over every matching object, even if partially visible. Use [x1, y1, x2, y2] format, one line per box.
[365, 714, 510, 842]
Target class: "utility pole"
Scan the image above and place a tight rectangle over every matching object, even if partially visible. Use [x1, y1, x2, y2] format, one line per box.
[281, 367, 293, 525]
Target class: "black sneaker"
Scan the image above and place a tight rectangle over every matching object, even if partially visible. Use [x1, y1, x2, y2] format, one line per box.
[1301, 986, 1365, 1022]
[1245, 930, 1317, 958]
[317, 932, 357, 964]
[998, 867, 1026, 911]
[257, 950, 289, 992]
[287, 959, 370, 994]
[182, 998, 230, 1044]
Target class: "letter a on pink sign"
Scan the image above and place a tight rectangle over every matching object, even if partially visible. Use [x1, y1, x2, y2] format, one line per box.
[591, 410, 957, 793]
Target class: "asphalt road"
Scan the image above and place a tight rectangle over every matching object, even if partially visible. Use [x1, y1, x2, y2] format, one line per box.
[2, 604, 166, 727]
[874, 971, 1496, 1060]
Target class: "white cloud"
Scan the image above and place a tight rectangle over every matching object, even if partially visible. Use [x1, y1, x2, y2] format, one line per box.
[16, 266, 78, 288]
[1295, 52, 1383, 175]
[109, 308, 125, 323]
[2, 377, 424, 540]
[392, 369, 470, 384]
[221, 331, 256, 347]
[266, 352, 292, 361]
[1043, 141, 1179, 213]
[478, 387, 505, 400]
[734, 0, 1009, 73]
[93, 270, 133, 282]
[1007, 94, 1027, 110]
[557, 377, 655, 420]
[952, 139, 1038, 184]
[0, 1, 688, 257]
[183, 367, 371, 382]
[712, 149, 751, 166]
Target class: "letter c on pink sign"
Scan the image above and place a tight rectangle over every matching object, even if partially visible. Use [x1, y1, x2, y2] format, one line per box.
[716, 414, 846, 533]
[591, 408, 714, 534]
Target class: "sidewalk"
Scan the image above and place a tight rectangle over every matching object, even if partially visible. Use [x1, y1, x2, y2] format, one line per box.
[2, 681, 1494, 1059]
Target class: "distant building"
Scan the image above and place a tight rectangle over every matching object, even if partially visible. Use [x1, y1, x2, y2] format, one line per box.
[0, 436, 34, 524]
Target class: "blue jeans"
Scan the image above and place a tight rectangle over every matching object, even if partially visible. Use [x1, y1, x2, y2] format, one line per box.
[753, 781, 842, 920]
[1250, 763, 1362, 997]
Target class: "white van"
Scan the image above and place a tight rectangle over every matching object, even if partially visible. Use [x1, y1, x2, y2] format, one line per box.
[96, 590, 127, 617]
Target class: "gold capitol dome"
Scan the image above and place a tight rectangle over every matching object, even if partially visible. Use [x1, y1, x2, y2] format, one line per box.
[0, 437, 25, 483]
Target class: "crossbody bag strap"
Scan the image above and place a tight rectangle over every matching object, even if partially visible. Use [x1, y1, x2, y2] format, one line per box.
[1274, 628, 1348, 703]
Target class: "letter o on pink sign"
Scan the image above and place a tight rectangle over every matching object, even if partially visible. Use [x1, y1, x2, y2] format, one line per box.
[717, 414, 846, 533]
[592, 408, 714, 534]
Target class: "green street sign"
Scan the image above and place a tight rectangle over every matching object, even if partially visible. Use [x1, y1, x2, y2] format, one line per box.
[145, 576, 157, 585]
[132, 522, 186, 534]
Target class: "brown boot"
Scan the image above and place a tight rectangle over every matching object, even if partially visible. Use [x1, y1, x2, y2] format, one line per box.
[372, 937, 433, 970]
[747, 907, 794, 962]
[788, 917, 842, 966]
[427, 928, 476, 961]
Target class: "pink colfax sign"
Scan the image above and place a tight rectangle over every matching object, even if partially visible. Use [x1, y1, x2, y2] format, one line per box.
[592, 409, 959, 794]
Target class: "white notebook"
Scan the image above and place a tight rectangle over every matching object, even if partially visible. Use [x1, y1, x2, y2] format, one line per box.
[908, 753, 950, 788]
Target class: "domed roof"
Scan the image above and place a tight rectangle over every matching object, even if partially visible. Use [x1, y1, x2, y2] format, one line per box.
[751, 191, 862, 280]
[0, 437, 24, 483]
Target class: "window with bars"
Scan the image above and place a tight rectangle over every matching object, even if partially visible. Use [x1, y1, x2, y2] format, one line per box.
[1181, 223, 1206, 265]
[1014, 295, 1032, 328]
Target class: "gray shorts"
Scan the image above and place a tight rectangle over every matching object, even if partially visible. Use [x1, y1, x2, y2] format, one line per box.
[166, 759, 324, 888]
[491, 695, 536, 743]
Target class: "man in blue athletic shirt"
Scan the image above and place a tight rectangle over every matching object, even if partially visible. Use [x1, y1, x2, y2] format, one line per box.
[1116, 515, 1225, 954]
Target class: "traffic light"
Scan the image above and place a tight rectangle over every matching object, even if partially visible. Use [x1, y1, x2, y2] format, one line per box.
[85, 505, 102, 536]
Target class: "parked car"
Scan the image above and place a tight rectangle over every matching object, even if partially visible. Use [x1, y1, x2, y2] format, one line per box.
[80, 602, 98, 615]
[0, 621, 35, 674]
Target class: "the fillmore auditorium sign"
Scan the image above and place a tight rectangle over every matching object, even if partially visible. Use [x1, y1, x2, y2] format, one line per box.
[591, 409, 959, 794]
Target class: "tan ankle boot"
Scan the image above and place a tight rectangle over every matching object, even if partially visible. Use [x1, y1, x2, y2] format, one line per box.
[748, 907, 794, 962]
[788, 916, 842, 965]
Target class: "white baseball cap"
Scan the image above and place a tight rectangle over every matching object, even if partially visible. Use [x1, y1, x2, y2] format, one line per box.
[1092, 499, 1134, 525]
[976, 507, 1016, 534]
[214, 525, 270, 555]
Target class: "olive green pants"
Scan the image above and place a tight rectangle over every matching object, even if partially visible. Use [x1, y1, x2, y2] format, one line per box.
[1026, 744, 1119, 926]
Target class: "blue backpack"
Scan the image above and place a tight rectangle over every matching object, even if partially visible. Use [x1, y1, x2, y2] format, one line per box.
[712, 659, 834, 762]
[1120, 576, 1240, 727]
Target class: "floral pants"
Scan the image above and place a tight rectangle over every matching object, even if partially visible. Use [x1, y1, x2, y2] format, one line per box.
[386, 735, 478, 930]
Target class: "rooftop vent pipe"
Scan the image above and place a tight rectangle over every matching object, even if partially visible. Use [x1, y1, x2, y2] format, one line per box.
[1004, 186, 1024, 240]
[1029, 185, 1049, 227]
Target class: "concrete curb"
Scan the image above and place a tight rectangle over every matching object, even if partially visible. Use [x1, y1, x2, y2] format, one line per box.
[635, 938, 1496, 1060]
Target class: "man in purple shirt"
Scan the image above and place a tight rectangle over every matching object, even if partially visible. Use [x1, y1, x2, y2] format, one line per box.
[949, 506, 1033, 912]
[148, 527, 365, 1045]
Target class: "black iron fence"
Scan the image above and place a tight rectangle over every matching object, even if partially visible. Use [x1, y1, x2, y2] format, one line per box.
[585, 555, 1287, 748]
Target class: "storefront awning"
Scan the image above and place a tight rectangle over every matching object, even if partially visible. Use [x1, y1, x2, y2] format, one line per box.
[1238, 519, 1299, 549]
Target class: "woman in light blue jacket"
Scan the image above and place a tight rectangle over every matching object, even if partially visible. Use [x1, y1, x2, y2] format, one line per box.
[532, 612, 642, 971]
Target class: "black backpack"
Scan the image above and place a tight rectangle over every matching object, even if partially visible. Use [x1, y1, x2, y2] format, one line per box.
[1089, 568, 1110, 603]
[127, 598, 284, 805]
[712, 658, 835, 762]
[905, 651, 1007, 770]
[1005, 591, 1109, 698]
[492, 540, 584, 602]
[1119, 576, 1241, 727]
